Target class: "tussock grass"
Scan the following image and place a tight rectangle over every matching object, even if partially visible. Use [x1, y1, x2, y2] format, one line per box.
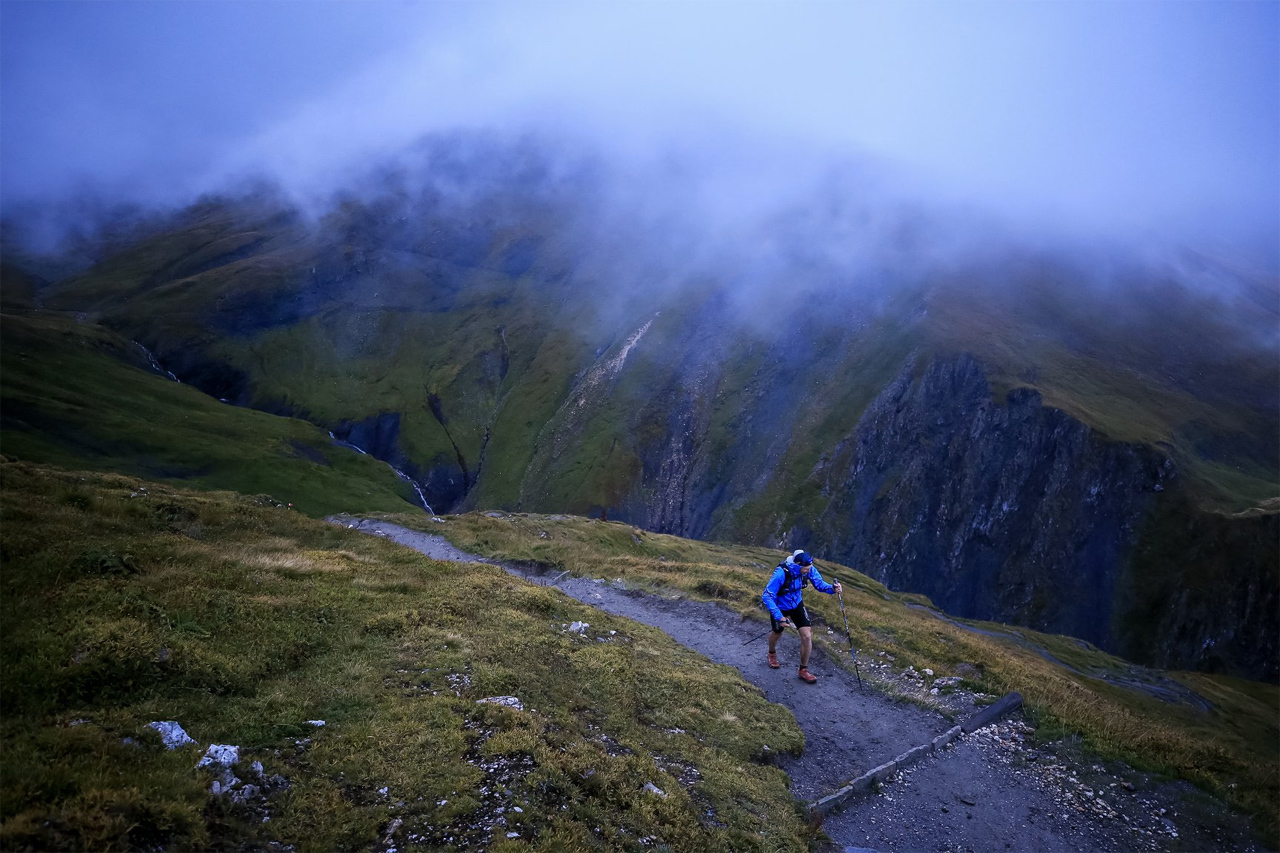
[1, 462, 808, 851]
[418, 510, 1279, 846]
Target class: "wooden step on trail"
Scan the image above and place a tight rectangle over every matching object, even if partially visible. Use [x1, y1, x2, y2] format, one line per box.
[809, 692, 1024, 819]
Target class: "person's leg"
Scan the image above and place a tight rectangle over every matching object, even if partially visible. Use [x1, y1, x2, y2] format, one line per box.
[798, 626, 813, 668]
[766, 616, 783, 667]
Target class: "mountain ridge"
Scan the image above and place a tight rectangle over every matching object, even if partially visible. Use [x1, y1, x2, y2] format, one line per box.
[4, 143, 1276, 680]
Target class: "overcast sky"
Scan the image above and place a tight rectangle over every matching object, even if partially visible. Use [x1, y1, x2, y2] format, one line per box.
[2, 1, 1277, 269]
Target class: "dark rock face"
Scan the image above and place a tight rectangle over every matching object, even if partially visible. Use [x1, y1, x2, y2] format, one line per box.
[335, 412, 404, 466]
[165, 353, 254, 407]
[813, 354, 1168, 650]
[332, 412, 469, 512]
[1119, 500, 1279, 681]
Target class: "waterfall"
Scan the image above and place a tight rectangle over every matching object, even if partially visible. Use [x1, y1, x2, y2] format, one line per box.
[133, 341, 179, 382]
[329, 432, 435, 515]
[329, 431, 369, 455]
[393, 468, 435, 515]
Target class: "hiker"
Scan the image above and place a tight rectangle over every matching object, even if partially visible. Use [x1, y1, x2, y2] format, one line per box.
[762, 550, 841, 683]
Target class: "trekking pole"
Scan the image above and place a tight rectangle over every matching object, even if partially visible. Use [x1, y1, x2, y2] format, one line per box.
[833, 578, 863, 690]
[742, 618, 793, 645]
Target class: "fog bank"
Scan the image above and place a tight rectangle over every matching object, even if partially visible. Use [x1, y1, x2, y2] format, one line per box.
[2, 1, 1276, 271]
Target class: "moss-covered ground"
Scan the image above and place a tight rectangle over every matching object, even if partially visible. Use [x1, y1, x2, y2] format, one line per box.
[0, 462, 810, 851]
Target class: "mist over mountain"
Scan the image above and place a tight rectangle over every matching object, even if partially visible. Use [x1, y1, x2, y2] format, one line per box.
[4, 1, 1277, 270]
[3, 124, 1275, 682]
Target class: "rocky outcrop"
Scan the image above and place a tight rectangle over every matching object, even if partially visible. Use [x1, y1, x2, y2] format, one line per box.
[1118, 499, 1279, 681]
[812, 353, 1170, 650]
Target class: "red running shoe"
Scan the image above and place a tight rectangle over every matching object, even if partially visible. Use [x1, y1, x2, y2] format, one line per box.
[767, 652, 780, 669]
[798, 667, 817, 684]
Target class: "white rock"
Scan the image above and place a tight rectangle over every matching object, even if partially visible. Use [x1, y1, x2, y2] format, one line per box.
[569, 622, 589, 634]
[643, 782, 667, 798]
[307, 720, 326, 727]
[197, 744, 240, 769]
[232, 784, 260, 803]
[148, 721, 197, 749]
[477, 696, 524, 710]
[923, 668, 934, 676]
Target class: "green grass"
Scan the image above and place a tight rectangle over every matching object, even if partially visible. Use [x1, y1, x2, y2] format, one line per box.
[402, 509, 1279, 846]
[473, 325, 595, 509]
[925, 280, 1279, 514]
[726, 307, 923, 538]
[0, 312, 420, 517]
[0, 462, 810, 851]
[31, 196, 1279, 520]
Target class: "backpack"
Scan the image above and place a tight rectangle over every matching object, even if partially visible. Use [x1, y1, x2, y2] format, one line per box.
[774, 562, 809, 599]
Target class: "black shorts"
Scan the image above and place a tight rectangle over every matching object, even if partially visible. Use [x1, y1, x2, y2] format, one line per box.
[771, 604, 810, 633]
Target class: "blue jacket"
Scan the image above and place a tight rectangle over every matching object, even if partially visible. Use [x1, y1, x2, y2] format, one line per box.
[762, 558, 836, 620]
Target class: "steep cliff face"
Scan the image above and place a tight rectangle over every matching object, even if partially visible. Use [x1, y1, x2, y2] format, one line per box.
[812, 353, 1171, 650]
[1118, 498, 1279, 681]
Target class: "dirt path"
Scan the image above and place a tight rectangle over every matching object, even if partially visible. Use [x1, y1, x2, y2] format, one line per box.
[338, 518, 1264, 853]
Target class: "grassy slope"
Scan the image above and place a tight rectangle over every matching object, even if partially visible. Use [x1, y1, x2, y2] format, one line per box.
[0, 462, 807, 852]
[220, 264, 612, 506]
[924, 280, 1279, 513]
[35, 200, 1278, 517]
[723, 302, 926, 541]
[41, 206, 621, 514]
[401, 510, 1278, 845]
[474, 323, 595, 509]
[0, 312, 419, 518]
[0, 263, 42, 310]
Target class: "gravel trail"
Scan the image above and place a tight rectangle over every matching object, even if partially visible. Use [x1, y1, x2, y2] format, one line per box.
[336, 518, 1264, 853]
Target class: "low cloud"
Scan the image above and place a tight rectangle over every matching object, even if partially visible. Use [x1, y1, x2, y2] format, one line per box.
[3, 1, 1276, 273]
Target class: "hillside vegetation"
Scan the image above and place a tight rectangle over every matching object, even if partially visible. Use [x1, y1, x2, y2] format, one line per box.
[38, 183, 1278, 521]
[401, 509, 1280, 845]
[0, 311, 420, 518]
[2, 462, 1276, 850]
[7, 161, 1278, 682]
[0, 462, 809, 851]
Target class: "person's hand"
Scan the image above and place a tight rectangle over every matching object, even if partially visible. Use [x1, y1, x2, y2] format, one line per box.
[778, 617, 792, 627]
[833, 582, 843, 594]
